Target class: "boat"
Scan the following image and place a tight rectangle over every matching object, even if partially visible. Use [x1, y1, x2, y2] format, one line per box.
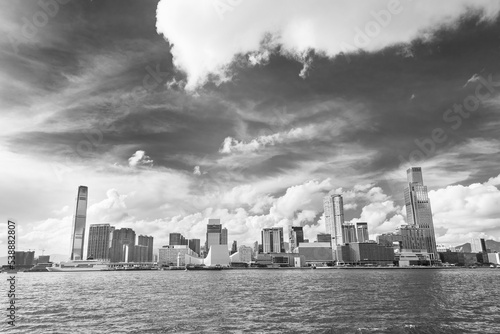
[185, 264, 223, 271]
[47, 260, 111, 272]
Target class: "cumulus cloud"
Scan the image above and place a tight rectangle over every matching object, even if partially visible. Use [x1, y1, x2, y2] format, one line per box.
[128, 150, 154, 167]
[156, 0, 500, 89]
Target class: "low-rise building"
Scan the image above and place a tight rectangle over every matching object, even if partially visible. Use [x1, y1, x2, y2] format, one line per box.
[158, 245, 197, 266]
[337, 243, 394, 266]
[296, 242, 333, 265]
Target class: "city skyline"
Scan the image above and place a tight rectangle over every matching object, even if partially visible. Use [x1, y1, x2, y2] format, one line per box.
[2, 1, 500, 258]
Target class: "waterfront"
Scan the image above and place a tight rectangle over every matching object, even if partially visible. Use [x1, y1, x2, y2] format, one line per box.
[4, 268, 500, 333]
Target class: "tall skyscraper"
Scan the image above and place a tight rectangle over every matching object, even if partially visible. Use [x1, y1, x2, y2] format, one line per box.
[356, 222, 369, 243]
[205, 219, 228, 253]
[324, 194, 345, 247]
[138, 235, 154, 262]
[288, 226, 304, 251]
[87, 224, 114, 260]
[404, 167, 439, 261]
[70, 186, 88, 260]
[261, 227, 284, 253]
[110, 228, 136, 262]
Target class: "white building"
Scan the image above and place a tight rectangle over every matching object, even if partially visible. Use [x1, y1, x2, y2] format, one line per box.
[230, 245, 253, 263]
[488, 253, 500, 265]
[158, 245, 196, 266]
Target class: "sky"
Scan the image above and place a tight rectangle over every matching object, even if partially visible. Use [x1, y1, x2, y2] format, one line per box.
[1, 0, 500, 258]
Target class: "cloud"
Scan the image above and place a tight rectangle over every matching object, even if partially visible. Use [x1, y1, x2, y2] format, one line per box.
[193, 165, 201, 175]
[128, 150, 154, 167]
[463, 73, 482, 87]
[156, 0, 500, 89]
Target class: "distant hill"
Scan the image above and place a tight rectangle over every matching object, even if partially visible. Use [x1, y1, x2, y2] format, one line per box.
[454, 240, 500, 253]
[0, 254, 69, 265]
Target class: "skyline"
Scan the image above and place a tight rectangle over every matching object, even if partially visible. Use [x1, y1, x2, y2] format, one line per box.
[2, 0, 500, 257]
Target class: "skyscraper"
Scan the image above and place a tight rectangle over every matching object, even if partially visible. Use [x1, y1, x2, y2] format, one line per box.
[342, 223, 357, 243]
[205, 219, 228, 253]
[356, 222, 369, 243]
[169, 233, 187, 246]
[221, 227, 228, 245]
[138, 235, 154, 262]
[261, 227, 285, 253]
[70, 186, 88, 260]
[110, 228, 136, 262]
[87, 224, 114, 260]
[288, 226, 304, 251]
[404, 167, 439, 262]
[323, 194, 345, 247]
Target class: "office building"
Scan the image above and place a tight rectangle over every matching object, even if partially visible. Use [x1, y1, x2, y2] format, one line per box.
[342, 223, 357, 243]
[188, 239, 201, 257]
[169, 233, 187, 246]
[471, 238, 487, 253]
[356, 222, 369, 243]
[337, 243, 394, 266]
[324, 194, 345, 247]
[261, 227, 285, 253]
[87, 224, 114, 261]
[138, 235, 154, 262]
[221, 227, 228, 245]
[296, 242, 333, 265]
[38, 255, 50, 264]
[288, 226, 304, 252]
[110, 228, 136, 263]
[231, 240, 238, 254]
[317, 233, 331, 243]
[158, 245, 197, 266]
[70, 186, 88, 260]
[14, 251, 35, 266]
[404, 167, 439, 262]
[205, 219, 226, 253]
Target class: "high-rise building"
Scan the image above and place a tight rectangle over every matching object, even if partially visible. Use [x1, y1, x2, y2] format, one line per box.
[87, 224, 114, 261]
[169, 233, 187, 246]
[138, 235, 154, 262]
[342, 223, 357, 243]
[188, 239, 201, 257]
[261, 227, 285, 253]
[324, 195, 345, 248]
[356, 222, 369, 243]
[205, 219, 228, 253]
[404, 167, 439, 261]
[231, 240, 238, 254]
[71, 186, 88, 261]
[221, 227, 228, 245]
[109, 228, 136, 262]
[288, 226, 304, 252]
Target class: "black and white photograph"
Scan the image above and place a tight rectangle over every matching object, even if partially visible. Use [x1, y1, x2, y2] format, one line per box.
[1, 0, 500, 333]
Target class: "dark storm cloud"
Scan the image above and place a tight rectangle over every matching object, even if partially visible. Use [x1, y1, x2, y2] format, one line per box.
[4, 2, 500, 193]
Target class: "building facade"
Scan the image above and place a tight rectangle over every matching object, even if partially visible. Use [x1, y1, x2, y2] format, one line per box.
[158, 245, 197, 266]
[324, 194, 345, 249]
[188, 239, 201, 257]
[288, 226, 304, 252]
[70, 186, 88, 260]
[110, 228, 136, 263]
[138, 235, 154, 262]
[87, 223, 114, 261]
[403, 167, 439, 262]
[262, 227, 285, 253]
[205, 219, 228, 253]
[356, 222, 369, 243]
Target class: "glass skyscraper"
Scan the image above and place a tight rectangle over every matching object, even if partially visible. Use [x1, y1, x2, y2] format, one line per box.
[70, 186, 88, 260]
[403, 167, 439, 261]
[323, 194, 345, 247]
